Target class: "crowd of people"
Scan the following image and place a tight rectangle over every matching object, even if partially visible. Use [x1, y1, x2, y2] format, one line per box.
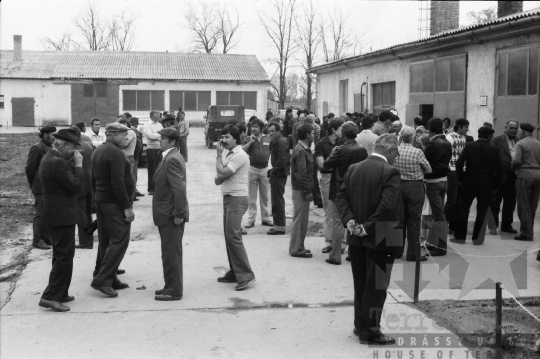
[24, 106, 540, 346]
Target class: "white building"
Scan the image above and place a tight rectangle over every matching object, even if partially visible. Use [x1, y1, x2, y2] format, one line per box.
[0, 36, 269, 127]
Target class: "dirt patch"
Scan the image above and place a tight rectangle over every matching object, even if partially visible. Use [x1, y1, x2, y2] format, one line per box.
[414, 298, 540, 358]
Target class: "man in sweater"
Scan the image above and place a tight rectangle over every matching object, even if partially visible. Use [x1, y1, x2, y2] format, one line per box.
[512, 123, 540, 241]
[142, 110, 163, 195]
[91, 123, 135, 298]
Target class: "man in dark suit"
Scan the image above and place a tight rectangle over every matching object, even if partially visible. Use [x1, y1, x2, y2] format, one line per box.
[38, 128, 83, 312]
[323, 121, 368, 265]
[152, 129, 189, 301]
[453, 126, 502, 244]
[25, 125, 56, 250]
[490, 120, 519, 233]
[335, 134, 403, 345]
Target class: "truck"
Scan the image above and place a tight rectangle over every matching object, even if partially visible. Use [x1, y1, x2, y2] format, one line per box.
[204, 105, 246, 149]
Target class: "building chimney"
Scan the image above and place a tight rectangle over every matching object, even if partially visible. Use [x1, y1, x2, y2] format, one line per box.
[13, 35, 22, 62]
[430, 1, 459, 36]
[498, 1, 523, 18]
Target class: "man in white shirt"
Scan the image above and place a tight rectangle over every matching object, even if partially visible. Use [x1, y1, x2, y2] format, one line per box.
[86, 117, 106, 147]
[356, 117, 379, 155]
[214, 125, 256, 292]
[142, 110, 163, 195]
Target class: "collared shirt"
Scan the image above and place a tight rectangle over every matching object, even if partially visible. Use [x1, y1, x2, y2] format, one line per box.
[242, 134, 271, 168]
[446, 132, 466, 171]
[122, 129, 137, 157]
[513, 136, 540, 179]
[142, 121, 163, 149]
[506, 133, 517, 160]
[221, 145, 249, 196]
[371, 152, 388, 162]
[161, 147, 174, 159]
[394, 143, 432, 180]
[86, 129, 106, 147]
[178, 119, 190, 137]
[372, 122, 389, 136]
[355, 129, 379, 155]
[314, 136, 341, 173]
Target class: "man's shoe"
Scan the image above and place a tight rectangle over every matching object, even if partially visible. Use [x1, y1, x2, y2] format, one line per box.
[345, 256, 351, 262]
[536, 252, 540, 262]
[135, 191, 145, 197]
[112, 281, 129, 290]
[117, 269, 125, 275]
[427, 249, 447, 256]
[155, 289, 165, 295]
[32, 240, 51, 250]
[85, 220, 98, 235]
[449, 238, 465, 244]
[241, 228, 247, 235]
[325, 259, 341, 265]
[91, 284, 118, 298]
[267, 228, 285, 235]
[155, 294, 182, 301]
[353, 328, 360, 337]
[134, 197, 139, 201]
[448, 229, 454, 235]
[292, 252, 313, 258]
[217, 272, 237, 283]
[75, 244, 93, 249]
[39, 298, 70, 312]
[514, 235, 533, 241]
[61, 295, 75, 303]
[360, 334, 396, 346]
[235, 278, 256, 291]
[245, 222, 255, 228]
[262, 221, 274, 227]
[43, 237, 53, 246]
[148, 191, 154, 195]
[501, 227, 518, 234]
[321, 246, 332, 253]
[406, 255, 427, 262]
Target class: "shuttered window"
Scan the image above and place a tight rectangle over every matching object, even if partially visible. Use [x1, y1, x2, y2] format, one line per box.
[122, 90, 165, 111]
[169, 91, 211, 111]
[216, 91, 257, 109]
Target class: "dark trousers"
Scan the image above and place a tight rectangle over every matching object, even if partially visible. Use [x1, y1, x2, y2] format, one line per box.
[179, 136, 188, 162]
[491, 171, 517, 230]
[158, 219, 184, 297]
[350, 245, 395, 340]
[400, 181, 425, 257]
[270, 175, 287, 230]
[516, 178, 540, 239]
[289, 190, 310, 255]
[223, 195, 255, 283]
[312, 164, 322, 207]
[77, 195, 93, 246]
[147, 149, 161, 192]
[32, 194, 50, 244]
[454, 184, 494, 241]
[425, 181, 448, 250]
[444, 171, 459, 230]
[41, 225, 75, 302]
[92, 202, 131, 287]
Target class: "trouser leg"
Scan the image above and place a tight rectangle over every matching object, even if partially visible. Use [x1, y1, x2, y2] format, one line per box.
[247, 167, 258, 224]
[180, 136, 188, 162]
[472, 190, 493, 241]
[289, 190, 310, 255]
[159, 220, 184, 296]
[444, 171, 459, 231]
[426, 181, 448, 250]
[41, 225, 75, 302]
[77, 196, 93, 246]
[32, 194, 50, 243]
[501, 171, 517, 230]
[517, 178, 534, 239]
[146, 149, 160, 192]
[270, 175, 287, 231]
[454, 187, 475, 240]
[402, 182, 424, 257]
[320, 173, 332, 245]
[329, 200, 344, 262]
[311, 164, 322, 206]
[258, 168, 270, 222]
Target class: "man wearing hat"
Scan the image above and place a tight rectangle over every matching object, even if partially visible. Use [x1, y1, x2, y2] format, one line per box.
[512, 122, 540, 241]
[26, 125, 57, 250]
[453, 126, 501, 244]
[152, 128, 189, 301]
[38, 128, 83, 312]
[91, 123, 135, 298]
[177, 109, 189, 162]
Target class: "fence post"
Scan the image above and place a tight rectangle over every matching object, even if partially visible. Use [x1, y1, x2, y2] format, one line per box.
[495, 282, 502, 359]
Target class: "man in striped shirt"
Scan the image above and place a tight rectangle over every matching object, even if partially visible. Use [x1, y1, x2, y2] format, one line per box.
[445, 118, 469, 233]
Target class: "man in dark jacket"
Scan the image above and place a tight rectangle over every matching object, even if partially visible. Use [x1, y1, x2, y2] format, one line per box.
[490, 120, 519, 233]
[323, 121, 368, 265]
[38, 128, 83, 312]
[267, 122, 291, 236]
[25, 125, 56, 250]
[335, 134, 402, 345]
[289, 123, 315, 257]
[423, 118, 452, 256]
[453, 126, 501, 244]
[91, 123, 135, 298]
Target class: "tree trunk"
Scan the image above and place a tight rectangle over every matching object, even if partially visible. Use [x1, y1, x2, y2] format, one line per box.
[306, 75, 312, 111]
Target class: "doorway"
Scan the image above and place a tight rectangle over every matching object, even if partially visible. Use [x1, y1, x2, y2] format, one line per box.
[420, 104, 434, 124]
[12, 97, 35, 126]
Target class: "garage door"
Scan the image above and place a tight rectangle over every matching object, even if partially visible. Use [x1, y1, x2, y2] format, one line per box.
[12, 97, 35, 126]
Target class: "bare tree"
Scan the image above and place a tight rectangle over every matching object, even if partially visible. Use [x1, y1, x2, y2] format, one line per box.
[466, 7, 497, 25]
[185, 2, 221, 53]
[319, 8, 355, 62]
[41, 32, 81, 51]
[261, 0, 298, 108]
[295, 0, 320, 111]
[74, 0, 112, 51]
[110, 11, 138, 51]
[218, 5, 241, 53]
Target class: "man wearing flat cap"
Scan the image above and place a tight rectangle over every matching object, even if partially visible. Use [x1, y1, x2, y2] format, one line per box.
[91, 122, 135, 298]
[512, 122, 540, 241]
[38, 128, 83, 312]
[453, 126, 501, 244]
[26, 125, 57, 250]
[152, 128, 189, 301]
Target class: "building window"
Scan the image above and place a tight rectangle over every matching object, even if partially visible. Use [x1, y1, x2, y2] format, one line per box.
[216, 91, 257, 109]
[122, 90, 165, 111]
[84, 84, 94, 97]
[372, 81, 396, 115]
[435, 56, 466, 92]
[339, 80, 349, 114]
[170, 91, 211, 111]
[0, 95, 4, 110]
[410, 61, 434, 93]
[498, 47, 539, 97]
[84, 83, 108, 98]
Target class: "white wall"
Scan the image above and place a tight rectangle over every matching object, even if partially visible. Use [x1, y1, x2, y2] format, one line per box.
[0, 79, 71, 127]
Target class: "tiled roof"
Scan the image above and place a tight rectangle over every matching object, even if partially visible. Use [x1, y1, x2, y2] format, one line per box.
[309, 8, 540, 73]
[0, 51, 269, 82]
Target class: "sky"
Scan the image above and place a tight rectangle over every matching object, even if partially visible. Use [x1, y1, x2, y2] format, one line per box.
[2, 0, 540, 79]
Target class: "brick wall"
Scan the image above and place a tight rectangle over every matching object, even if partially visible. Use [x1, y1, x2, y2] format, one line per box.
[497, 1, 523, 18]
[430, 1, 460, 36]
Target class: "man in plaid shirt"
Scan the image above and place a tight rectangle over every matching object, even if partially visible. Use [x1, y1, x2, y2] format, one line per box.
[394, 126, 432, 261]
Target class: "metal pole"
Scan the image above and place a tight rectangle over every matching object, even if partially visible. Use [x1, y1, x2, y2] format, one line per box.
[414, 240, 421, 303]
[495, 282, 502, 359]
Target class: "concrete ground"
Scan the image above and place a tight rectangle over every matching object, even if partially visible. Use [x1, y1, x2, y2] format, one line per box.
[1, 127, 539, 358]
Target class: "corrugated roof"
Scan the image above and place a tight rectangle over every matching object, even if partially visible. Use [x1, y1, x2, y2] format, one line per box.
[309, 8, 540, 73]
[0, 51, 269, 82]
